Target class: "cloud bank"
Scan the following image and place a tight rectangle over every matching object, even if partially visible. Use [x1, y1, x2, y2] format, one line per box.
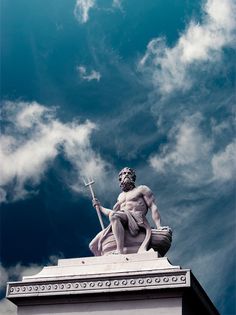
[77, 65, 101, 82]
[139, 0, 236, 94]
[74, 0, 95, 24]
[0, 101, 108, 202]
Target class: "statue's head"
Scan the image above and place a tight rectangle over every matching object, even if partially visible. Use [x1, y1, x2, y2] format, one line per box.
[118, 167, 136, 192]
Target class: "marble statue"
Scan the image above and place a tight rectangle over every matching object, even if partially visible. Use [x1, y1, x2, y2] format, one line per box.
[89, 167, 172, 256]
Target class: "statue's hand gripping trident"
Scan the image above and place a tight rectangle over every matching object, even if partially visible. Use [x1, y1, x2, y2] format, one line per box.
[83, 178, 105, 230]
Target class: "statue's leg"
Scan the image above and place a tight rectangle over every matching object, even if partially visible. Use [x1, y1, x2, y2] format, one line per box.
[109, 211, 127, 254]
[138, 221, 152, 253]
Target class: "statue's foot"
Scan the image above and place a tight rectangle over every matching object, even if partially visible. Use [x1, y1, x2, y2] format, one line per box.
[110, 250, 122, 255]
[110, 247, 128, 255]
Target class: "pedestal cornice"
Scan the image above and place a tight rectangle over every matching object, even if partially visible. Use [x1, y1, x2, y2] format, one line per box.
[7, 269, 190, 298]
[7, 252, 189, 299]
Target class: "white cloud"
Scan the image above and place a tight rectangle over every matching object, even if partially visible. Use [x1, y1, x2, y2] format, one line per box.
[0, 255, 63, 292]
[112, 0, 122, 10]
[0, 255, 64, 315]
[73, 0, 124, 24]
[211, 141, 236, 181]
[170, 234, 235, 307]
[0, 101, 108, 202]
[15, 102, 48, 129]
[0, 262, 43, 293]
[211, 119, 231, 135]
[149, 113, 235, 185]
[77, 65, 101, 82]
[0, 188, 7, 203]
[150, 113, 213, 184]
[0, 265, 8, 292]
[0, 299, 17, 315]
[74, 0, 95, 24]
[139, 0, 236, 94]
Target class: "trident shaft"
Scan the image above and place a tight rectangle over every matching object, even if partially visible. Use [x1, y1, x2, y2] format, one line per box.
[83, 178, 105, 230]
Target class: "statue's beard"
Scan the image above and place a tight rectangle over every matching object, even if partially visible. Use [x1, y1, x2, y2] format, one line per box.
[120, 177, 135, 192]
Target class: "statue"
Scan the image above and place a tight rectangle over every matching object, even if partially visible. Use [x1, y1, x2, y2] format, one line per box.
[88, 167, 172, 256]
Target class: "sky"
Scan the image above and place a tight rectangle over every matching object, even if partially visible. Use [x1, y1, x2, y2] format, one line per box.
[0, 0, 235, 314]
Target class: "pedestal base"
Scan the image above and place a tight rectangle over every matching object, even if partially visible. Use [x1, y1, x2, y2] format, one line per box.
[6, 252, 219, 315]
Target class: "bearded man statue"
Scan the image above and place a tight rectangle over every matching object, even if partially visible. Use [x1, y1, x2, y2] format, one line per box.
[89, 167, 172, 256]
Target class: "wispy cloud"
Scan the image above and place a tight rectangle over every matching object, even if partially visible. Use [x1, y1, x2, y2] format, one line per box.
[0, 261, 43, 314]
[0, 101, 108, 202]
[149, 113, 235, 185]
[77, 65, 101, 82]
[74, 0, 95, 24]
[73, 0, 124, 24]
[139, 0, 236, 94]
[189, 245, 235, 302]
[112, 0, 123, 11]
[0, 255, 64, 315]
[0, 188, 7, 203]
[0, 299, 16, 315]
[211, 141, 236, 181]
[0, 263, 42, 292]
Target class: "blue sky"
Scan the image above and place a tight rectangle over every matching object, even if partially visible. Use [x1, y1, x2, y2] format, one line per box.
[0, 0, 235, 314]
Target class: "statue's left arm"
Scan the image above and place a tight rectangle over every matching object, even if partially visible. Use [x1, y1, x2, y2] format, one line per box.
[141, 185, 161, 228]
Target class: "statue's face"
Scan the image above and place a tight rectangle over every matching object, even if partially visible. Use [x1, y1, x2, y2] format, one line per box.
[119, 168, 136, 192]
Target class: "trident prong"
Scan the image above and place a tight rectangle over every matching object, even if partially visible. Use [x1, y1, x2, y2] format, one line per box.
[83, 177, 105, 230]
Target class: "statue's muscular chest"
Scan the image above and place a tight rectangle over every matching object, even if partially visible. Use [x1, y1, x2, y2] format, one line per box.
[118, 187, 144, 206]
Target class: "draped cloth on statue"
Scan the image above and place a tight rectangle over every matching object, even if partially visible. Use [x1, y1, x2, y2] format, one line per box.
[89, 210, 152, 256]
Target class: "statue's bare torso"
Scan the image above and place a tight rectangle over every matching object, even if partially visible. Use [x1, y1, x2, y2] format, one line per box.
[114, 186, 152, 216]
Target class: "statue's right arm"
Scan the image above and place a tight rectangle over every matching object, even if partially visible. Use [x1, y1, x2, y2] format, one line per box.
[101, 199, 121, 215]
[92, 198, 112, 217]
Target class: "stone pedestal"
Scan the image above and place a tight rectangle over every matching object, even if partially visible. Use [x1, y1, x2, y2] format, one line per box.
[6, 252, 219, 315]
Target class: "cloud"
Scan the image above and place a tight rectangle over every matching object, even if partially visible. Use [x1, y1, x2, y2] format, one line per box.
[112, 0, 123, 10]
[73, 0, 124, 24]
[0, 299, 16, 315]
[14, 102, 48, 128]
[150, 113, 212, 184]
[149, 113, 235, 185]
[189, 245, 235, 302]
[0, 101, 108, 202]
[0, 263, 42, 292]
[77, 65, 101, 82]
[211, 141, 236, 181]
[139, 0, 236, 94]
[0, 265, 8, 292]
[0, 188, 7, 203]
[0, 255, 64, 315]
[74, 0, 95, 24]
[169, 225, 235, 310]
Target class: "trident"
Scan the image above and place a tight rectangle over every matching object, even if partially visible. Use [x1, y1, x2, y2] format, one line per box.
[83, 177, 105, 230]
